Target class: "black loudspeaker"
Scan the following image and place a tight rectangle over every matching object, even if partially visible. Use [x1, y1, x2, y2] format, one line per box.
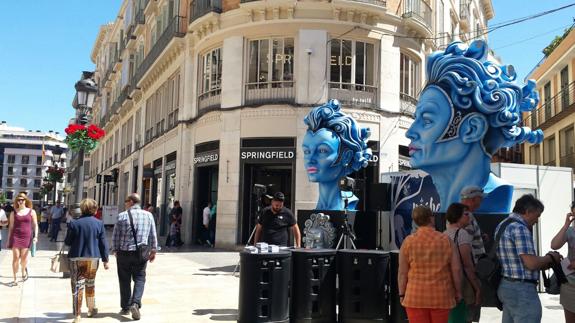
[290, 249, 337, 323]
[337, 250, 390, 323]
[238, 251, 291, 323]
[367, 183, 391, 211]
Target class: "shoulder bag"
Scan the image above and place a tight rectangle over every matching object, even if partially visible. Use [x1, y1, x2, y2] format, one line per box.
[475, 217, 518, 310]
[50, 244, 70, 273]
[453, 229, 476, 305]
[128, 209, 152, 263]
[542, 254, 568, 295]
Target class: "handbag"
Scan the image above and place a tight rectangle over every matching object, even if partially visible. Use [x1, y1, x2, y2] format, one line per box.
[50, 245, 70, 273]
[31, 242, 36, 257]
[128, 209, 152, 263]
[453, 229, 476, 305]
[543, 255, 568, 295]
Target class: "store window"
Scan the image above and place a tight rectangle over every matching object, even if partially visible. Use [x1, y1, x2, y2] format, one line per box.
[329, 39, 376, 108]
[248, 38, 294, 88]
[400, 53, 421, 102]
[198, 47, 222, 111]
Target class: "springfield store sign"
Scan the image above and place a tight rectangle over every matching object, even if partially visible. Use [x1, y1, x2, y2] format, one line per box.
[240, 148, 295, 161]
[194, 152, 219, 165]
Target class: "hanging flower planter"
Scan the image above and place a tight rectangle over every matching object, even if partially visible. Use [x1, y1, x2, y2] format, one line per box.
[46, 165, 65, 183]
[65, 124, 105, 153]
[40, 182, 54, 196]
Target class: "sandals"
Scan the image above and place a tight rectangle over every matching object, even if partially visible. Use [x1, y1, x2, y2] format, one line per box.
[22, 268, 29, 281]
[9, 281, 18, 287]
[87, 308, 98, 317]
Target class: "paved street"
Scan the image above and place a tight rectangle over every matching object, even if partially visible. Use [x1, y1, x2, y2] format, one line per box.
[0, 226, 566, 322]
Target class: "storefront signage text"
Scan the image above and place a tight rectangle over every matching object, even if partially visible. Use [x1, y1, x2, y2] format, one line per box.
[330, 55, 353, 66]
[241, 150, 295, 161]
[194, 153, 219, 165]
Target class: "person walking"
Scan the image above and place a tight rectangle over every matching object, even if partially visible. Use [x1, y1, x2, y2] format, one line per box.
[49, 201, 65, 242]
[496, 194, 561, 323]
[444, 203, 481, 323]
[112, 193, 158, 321]
[398, 205, 462, 323]
[64, 198, 110, 323]
[200, 202, 212, 247]
[7, 193, 38, 286]
[254, 192, 301, 248]
[39, 207, 49, 233]
[550, 201, 575, 323]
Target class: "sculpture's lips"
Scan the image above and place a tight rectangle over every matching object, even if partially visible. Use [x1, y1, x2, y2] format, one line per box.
[307, 167, 318, 173]
[408, 144, 420, 156]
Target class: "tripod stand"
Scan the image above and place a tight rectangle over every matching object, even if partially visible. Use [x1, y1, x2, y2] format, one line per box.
[335, 197, 357, 250]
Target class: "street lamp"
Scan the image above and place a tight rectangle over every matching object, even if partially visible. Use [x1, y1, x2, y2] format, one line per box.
[72, 72, 98, 215]
[51, 144, 64, 205]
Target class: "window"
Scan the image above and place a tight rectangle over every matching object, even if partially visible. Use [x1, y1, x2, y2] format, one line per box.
[560, 126, 575, 168]
[400, 53, 421, 100]
[561, 66, 570, 110]
[7, 178, 13, 187]
[544, 81, 552, 120]
[198, 47, 222, 111]
[7, 166, 13, 175]
[436, 0, 444, 34]
[329, 40, 375, 88]
[21, 156, 29, 164]
[36, 168, 42, 176]
[7, 155, 15, 164]
[34, 179, 41, 188]
[6, 191, 13, 200]
[543, 136, 556, 166]
[20, 178, 27, 187]
[22, 167, 28, 175]
[36, 156, 42, 165]
[33, 192, 40, 201]
[529, 145, 540, 165]
[248, 38, 294, 87]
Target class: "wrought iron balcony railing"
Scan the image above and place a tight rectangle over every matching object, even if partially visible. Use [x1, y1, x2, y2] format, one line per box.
[189, 0, 222, 24]
[523, 81, 575, 130]
[245, 81, 295, 106]
[400, 92, 417, 117]
[402, 0, 432, 32]
[198, 88, 221, 112]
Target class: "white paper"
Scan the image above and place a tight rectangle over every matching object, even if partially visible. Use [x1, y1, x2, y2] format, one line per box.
[561, 258, 574, 276]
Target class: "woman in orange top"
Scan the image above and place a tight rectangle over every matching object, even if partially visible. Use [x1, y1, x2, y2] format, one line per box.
[398, 206, 462, 323]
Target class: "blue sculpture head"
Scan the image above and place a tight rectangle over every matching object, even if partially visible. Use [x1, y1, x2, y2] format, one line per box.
[405, 40, 543, 212]
[302, 99, 372, 210]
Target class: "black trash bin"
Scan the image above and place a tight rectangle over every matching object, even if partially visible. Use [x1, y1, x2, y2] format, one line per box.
[290, 249, 337, 323]
[337, 249, 390, 323]
[389, 250, 408, 322]
[238, 251, 292, 323]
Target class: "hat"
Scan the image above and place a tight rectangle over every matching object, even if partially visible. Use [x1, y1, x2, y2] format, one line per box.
[272, 192, 285, 201]
[460, 186, 485, 199]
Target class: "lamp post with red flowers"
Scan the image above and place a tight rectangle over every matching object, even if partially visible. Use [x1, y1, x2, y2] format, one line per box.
[69, 72, 99, 213]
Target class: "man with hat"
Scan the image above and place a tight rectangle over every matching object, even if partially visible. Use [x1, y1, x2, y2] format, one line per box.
[460, 186, 488, 323]
[254, 192, 301, 247]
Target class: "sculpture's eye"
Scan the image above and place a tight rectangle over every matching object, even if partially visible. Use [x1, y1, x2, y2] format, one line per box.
[319, 147, 330, 154]
[303, 148, 310, 155]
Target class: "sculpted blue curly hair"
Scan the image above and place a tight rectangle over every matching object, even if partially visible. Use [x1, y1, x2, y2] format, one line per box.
[426, 40, 543, 155]
[304, 99, 372, 175]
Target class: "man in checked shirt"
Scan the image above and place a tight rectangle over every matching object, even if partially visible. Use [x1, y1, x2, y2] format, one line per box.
[112, 193, 158, 321]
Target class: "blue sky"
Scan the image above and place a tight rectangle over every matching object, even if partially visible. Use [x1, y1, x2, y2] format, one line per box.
[0, 1, 573, 134]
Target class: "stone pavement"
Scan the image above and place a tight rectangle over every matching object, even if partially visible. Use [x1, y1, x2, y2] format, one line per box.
[0, 226, 567, 322]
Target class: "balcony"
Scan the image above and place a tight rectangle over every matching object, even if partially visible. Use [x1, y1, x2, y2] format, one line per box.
[523, 81, 575, 131]
[198, 89, 221, 113]
[341, 0, 386, 6]
[245, 81, 295, 106]
[460, 1, 470, 31]
[436, 32, 451, 50]
[110, 85, 132, 116]
[560, 153, 575, 170]
[544, 159, 556, 166]
[328, 82, 377, 109]
[402, 0, 432, 37]
[133, 15, 186, 87]
[189, 0, 222, 24]
[400, 93, 417, 117]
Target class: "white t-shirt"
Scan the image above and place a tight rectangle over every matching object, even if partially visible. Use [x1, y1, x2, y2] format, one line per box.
[203, 207, 211, 226]
[0, 209, 7, 241]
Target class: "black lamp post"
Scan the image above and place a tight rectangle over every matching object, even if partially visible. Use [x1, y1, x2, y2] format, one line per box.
[72, 72, 98, 214]
[51, 144, 63, 205]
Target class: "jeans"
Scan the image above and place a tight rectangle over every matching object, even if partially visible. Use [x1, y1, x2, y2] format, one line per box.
[50, 217, 62, 240]
[497, 279, 542, 323]
[116, 251, 148, 310]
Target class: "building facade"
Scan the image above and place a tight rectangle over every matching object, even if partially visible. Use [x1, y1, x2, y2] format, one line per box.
[86, 0, 493, 248]
[0, 122, 68, 206]
[523, 27, 575, 173]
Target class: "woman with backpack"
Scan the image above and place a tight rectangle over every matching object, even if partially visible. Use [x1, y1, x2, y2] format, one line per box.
[551, 202, 575, 323]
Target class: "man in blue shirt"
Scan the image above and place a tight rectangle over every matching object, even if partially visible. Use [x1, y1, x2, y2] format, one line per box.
[496, 194, 561, 323]
[112, 193, 158, 320]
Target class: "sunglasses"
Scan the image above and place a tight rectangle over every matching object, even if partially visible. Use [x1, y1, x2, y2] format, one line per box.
[17, 199, 25, 202]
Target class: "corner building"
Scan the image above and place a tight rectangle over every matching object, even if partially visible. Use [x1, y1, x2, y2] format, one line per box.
[88, 0, 493, 248]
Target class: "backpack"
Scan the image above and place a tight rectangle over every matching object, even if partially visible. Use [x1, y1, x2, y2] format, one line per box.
[475, 217, 518, 310]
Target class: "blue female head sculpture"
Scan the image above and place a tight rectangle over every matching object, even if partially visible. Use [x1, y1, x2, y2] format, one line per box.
[302, 99, 372, 210]
[406, 40, 543, 213]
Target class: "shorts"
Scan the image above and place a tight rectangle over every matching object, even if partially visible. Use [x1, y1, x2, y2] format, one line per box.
[560, 282, 575, 313]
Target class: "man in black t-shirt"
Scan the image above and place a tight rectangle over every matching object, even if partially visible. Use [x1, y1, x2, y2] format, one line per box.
[254, 192, 301, 247]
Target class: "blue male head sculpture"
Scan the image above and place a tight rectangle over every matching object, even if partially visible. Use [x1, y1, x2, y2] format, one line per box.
[302, 99, 372, 210]
[406, 40, 543, 213]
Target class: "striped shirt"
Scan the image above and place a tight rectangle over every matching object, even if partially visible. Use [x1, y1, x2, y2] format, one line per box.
[111, 205, 158, 252]
[400, 226, 456, 309]
[464, 212, 486, 263]
[496, 213, 538, 281]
